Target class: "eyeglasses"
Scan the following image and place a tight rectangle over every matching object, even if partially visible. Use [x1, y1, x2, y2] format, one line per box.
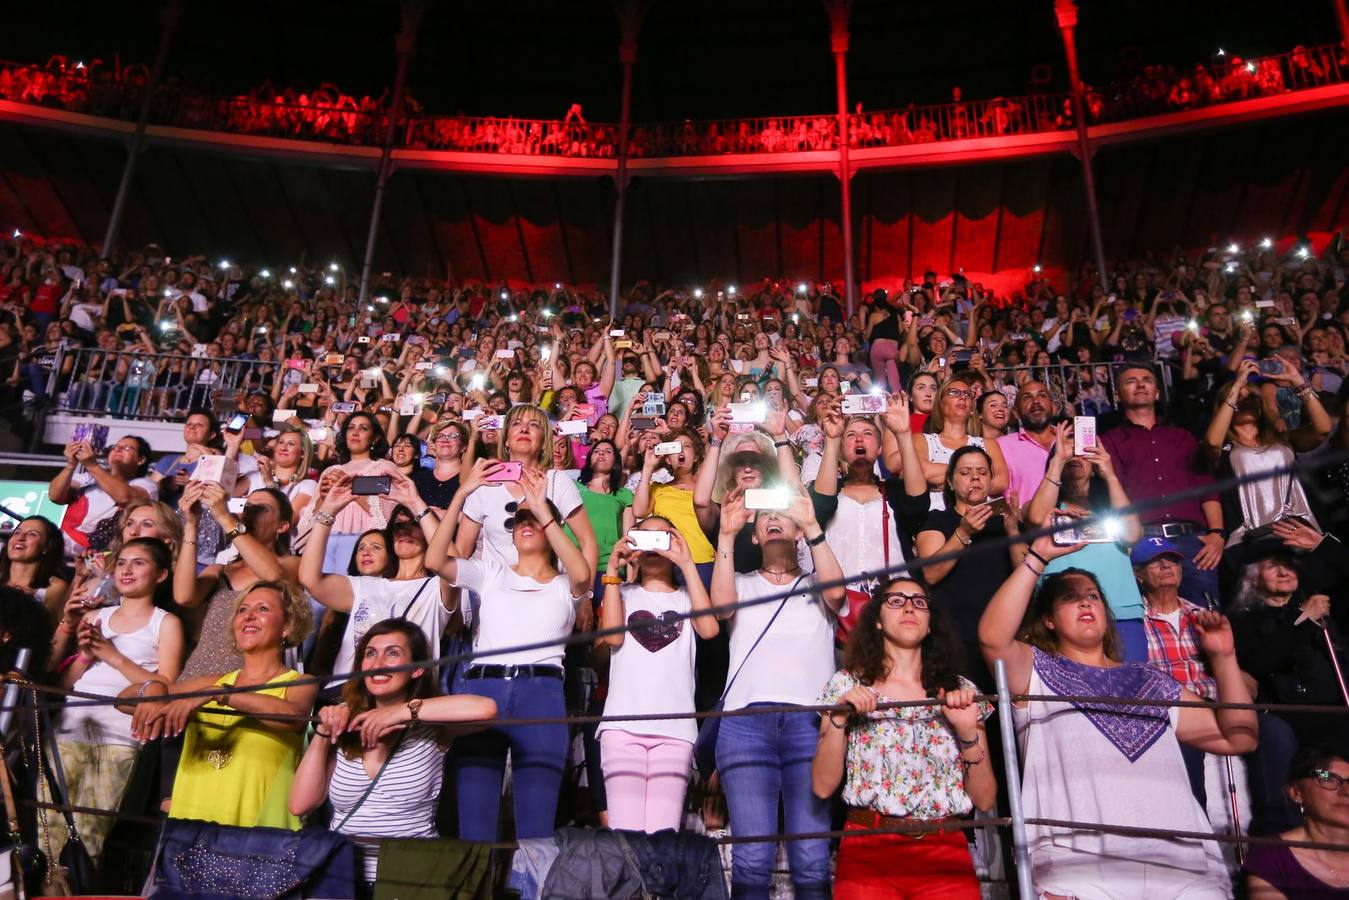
[432, 434, 460, 445]
[1311, 769, 1349, 794]
[944, 389, 974, 400]
[881, 592, 930, 611]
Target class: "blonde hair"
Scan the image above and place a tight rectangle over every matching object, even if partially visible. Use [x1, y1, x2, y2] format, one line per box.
[497, 404, 554, 470]
[275, 424, 315, 477]
[109, 500, 183, 558]
[926, 376, 973, 435]
[228, 579, 313, 651]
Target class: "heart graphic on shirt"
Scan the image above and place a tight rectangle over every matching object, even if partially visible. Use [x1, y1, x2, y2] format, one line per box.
[628, 610, 683, 653]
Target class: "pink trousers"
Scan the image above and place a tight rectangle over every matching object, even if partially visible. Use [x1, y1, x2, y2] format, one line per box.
[600, 729, 694, 833]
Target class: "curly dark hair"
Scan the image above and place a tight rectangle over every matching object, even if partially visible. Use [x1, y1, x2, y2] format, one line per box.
[842, 575, 965, 695]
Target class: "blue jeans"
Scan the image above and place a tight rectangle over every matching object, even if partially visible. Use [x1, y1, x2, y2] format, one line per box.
[716, 704, 831, 900]
[1170, 532, 1220, 607]
[1247, 713, 1303, 836]
[452, 672, 569, 841]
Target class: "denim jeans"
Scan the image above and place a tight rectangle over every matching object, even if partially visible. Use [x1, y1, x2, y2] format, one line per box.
[1169, 532, 1220, 607]
[1246, 712, 1302, 835]
[716, 704, 831, 900]
[452, 672, 569, 841]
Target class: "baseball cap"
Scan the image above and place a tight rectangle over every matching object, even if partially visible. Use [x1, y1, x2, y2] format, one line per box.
[1130, 537, 1184, 566]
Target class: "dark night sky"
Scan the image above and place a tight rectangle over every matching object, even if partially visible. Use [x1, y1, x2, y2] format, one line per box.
[5, 1, 1338, 121]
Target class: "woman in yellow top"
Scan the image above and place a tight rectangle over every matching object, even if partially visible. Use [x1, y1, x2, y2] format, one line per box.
[132, 579, 316, 829]
[633, 427, 716, 585]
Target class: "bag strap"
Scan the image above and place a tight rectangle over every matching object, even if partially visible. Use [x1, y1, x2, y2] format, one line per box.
[880, 491, 892, 570]
[37, 710, 80, 838]
[0, 757, 21, 848]
[715, 575, 805, 707]
[333, 729, 407, 833]
[397, 578, 434, 620]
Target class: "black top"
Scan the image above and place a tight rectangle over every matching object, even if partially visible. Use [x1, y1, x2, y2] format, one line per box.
[916, 507, 1013, 643]
[870, 310, 901, 342]
[1231, 599, 1345, 709]
[411, 467, 460, 509]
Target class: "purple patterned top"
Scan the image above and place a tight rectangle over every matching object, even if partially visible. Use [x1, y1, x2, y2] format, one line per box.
[1031, 647, 1181, 762]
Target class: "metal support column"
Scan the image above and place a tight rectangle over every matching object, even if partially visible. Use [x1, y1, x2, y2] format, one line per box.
[608, 3, 647, 320]
[358, 0, 428, 306]
[995, 658, 1034, 900]
[101, 0, 181, 258]
[826, 1, 857, 318]
[1334, 0, 1349, 59]
[1055, 0, 1108, 293]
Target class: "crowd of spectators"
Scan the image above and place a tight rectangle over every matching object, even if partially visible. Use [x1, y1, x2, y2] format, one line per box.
[0, 224, 1347, 898]
[2, 41, 1343, 157]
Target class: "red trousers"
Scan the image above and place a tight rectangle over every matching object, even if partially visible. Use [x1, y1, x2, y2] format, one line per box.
[833, 819, 981, 900]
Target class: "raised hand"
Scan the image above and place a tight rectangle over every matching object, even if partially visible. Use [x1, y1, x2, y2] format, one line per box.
[880, 392, 911, 435]
[1193, 610, 1237, 660]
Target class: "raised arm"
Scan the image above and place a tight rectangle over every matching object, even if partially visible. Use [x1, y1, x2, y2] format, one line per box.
[1174, 612, 1258, 755]
[710, 489, 749, 619]
[978, 535, 1082, 694]
[298, 474, 356, 612]
[521, 468, 591, 596]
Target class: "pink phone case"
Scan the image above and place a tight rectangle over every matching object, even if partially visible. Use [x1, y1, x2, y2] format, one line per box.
[485, 461, 523, 483]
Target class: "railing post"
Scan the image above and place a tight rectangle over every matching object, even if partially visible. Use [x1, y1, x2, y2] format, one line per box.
[0, 648, 32, 739]
[994, 658, 1034, 900]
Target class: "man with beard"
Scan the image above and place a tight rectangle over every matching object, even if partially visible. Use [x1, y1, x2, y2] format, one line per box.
[996, 380, 1058, 505]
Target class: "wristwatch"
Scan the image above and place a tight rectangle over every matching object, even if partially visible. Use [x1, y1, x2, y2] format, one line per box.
[407, 698, 423, 722]
[223, 522, 248, 543]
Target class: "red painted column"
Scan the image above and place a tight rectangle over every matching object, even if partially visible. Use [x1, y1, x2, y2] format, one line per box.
[1334, 0, 1349, 59]
[826, 1, 856, 318]
[608, 26, 638, 319]
[1055, 0, 1109, 292]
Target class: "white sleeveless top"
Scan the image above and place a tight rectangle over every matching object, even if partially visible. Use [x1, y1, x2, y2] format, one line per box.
[62, 606, 171, 748]
[924, 433, 985, 511]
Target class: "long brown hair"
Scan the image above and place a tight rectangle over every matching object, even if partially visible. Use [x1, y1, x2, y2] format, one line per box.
[842, 576, 965, 695]
[1018, 567, 1123, 662]
[1217, 383, 1285, 448]
[337, 619, 437, 758]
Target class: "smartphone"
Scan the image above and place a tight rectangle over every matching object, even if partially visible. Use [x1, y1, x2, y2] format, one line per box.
[642, 398, 666, 416]
[728, 402, 767, 424]
[975, 495, 1010, 516]
[307, 427, 329, 443]
[356, 335, 371, 344]
[744, 487, 791, 511]
[840, 395, 886, 416]
[614, 340, 633, 350]
[1258, 358, 1282, 376]
[495, 349, 514, 359]
[381, 333, 401, 343]
[1051, 513, 1117, 545]
[803, 376, 819, 389]
[609, 329, 626, 337]
[331, 401, 357, 414]
[350, 475, 392, 496]
[557, 419, 588, 437]
[1073, 416, 1096, 456]
[628, 530, 671, 552]
[485, 461, 522, 483]
[478, 415, 504, 430]
[225, 413, 249, 433]
[227, 498, 247, 515]
[297, 383, 319, 394]
[324, 353, 344, 366]
[1255, 299, 1275, 309]
[574, 403, 597, 421]
[630, 416, 657, 431]
[286, 359, 305, 370]
[415, 361, 434, 371]
[654, 441, 683, 456]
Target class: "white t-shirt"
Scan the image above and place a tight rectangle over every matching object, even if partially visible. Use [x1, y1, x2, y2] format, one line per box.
[598, 585, 698, 744]
[449, 557, 576, 667]
[328, 575, 451, 688]
[62, 606, 171, 747]
[461, 470, 583, 567]
[723, 573, 840, 712]
[65, 470, 158, 538]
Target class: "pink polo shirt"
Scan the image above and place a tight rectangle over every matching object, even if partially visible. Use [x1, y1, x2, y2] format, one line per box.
[996, 430, 1052, 505]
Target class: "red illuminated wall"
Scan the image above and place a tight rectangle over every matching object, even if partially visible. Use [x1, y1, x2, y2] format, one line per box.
[0, 112, 1344, 289]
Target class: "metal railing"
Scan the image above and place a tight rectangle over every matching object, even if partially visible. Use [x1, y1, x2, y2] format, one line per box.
[0, 42, 1344, 158]
[984, 360, 1168, 416]
[44, 346, 280, 421]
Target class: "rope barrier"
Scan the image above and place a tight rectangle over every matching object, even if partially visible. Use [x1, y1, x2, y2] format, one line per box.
[13, 443, 1347, 716]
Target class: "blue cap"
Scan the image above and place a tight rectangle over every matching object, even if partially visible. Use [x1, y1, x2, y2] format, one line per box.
[1130, 536, 1184, 566]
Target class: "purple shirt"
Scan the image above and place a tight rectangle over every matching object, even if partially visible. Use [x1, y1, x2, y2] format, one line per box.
[1099, 417, 1217, 527]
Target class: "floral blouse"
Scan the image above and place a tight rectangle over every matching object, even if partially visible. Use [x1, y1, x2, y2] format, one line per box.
[818, 670, 992, 818]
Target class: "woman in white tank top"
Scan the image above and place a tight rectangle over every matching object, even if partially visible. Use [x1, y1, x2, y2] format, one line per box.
[289, 619, 495, 886]
[911, 376, 1007, 511]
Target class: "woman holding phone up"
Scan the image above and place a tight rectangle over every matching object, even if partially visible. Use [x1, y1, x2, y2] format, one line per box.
[425, 461, 593, 841]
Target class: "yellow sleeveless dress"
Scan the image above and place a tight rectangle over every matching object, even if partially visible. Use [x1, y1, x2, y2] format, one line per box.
[168, 669, 304, 830]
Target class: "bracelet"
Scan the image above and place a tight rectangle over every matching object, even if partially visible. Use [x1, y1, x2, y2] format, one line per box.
[412, 507, 434, 524]
[960, 747, 987, 767]
[314, 726, 332, 739]
[1026, 548, 1049, 566]
[954, 732, 980, 748]
[953, 530, 972, 547]
[1042, 475, 1061, 488]
[1204, 528, 1224, 537]
[805, 530, 827, 547]
[181, 538, 197, 546]
[709, 438, 723, 449]
[136, 680, 157, 698]
[827, 711, 850, 730]
[774, 440, 791, 449]
[542, 518, 560, 531]
[601, 574, 623, 585]
[313, 509, 336, 527]
[1022, 559, 1044, 577]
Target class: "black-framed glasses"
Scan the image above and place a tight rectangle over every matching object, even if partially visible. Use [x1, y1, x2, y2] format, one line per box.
[881, 592, 930, 611]
[1311, 769, 1349, 793]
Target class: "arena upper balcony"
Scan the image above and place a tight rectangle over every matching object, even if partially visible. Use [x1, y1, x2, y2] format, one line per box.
[1, 43, 1346, 180]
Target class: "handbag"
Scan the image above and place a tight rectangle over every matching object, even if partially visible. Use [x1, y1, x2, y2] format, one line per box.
[836, 494, 891, 641]
[35, 710, 96, 898]
[692, 576, 804, 779]
[153, 821, 356, 900]
[0, 756, 43, 900]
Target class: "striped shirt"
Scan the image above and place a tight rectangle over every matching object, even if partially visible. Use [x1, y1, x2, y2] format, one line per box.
[329, 724, 444, 881]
